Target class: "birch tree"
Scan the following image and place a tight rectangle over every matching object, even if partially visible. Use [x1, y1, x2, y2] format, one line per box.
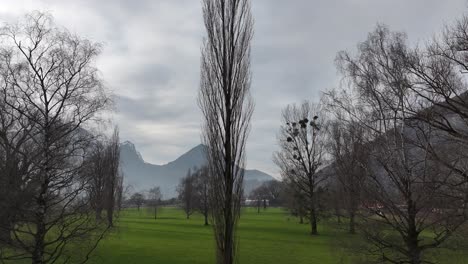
[0, 12, 110, 264]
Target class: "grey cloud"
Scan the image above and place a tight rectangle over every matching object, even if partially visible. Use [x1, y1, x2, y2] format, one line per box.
[127, 64, 173, 91]
[116, 94, 192, 123]
[1, 0, 467, 177]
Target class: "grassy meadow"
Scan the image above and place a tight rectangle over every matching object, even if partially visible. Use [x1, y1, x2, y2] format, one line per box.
[89, 207, 342, 264]
[5, 207, 468, 263]
[84, 207, 468, 264]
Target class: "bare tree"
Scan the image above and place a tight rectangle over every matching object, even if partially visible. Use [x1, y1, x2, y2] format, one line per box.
[273, 101, 329, 235]
[249, 186, 264, 213]
[194, 166, 210, 225]
[328, 25, 468, 264]
[147, 186, 162, 220]
[104, 128, 121, 227]
[130, 192, 145, 211]
[282, 179, 307, 224]
[402, 16, 468, 206]
[328, 120, 368, 234]
[198, 0, 254, 262]
[83, 127, 122, 227]
[177, 169, 197, 219]
[115, 175, 125, 213]
[261, 180, 284, 207]
[326, 178, 345, 224]
[84, 140, 107, 221]
[0, 12, 110, 264]
[250, 183, 270, 213]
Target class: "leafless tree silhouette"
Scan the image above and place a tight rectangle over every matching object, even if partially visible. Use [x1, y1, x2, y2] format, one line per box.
[83, 128, 122, 227]
[177, 169, 197, 219]
[104, 128, 121, 227]
[0, 12, 110, 264]
[147, 186, 162, 220]
[328, 120, 368, 234]
[274, 101, 329, 235]
[194, 166, 211, 226]
[130, 193, 145, 211]
[328, 25, 468, 264]
[198, 0, 254, 262]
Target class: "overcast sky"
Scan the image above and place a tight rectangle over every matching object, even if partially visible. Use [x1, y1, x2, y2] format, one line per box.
[0, 0, 467, 177]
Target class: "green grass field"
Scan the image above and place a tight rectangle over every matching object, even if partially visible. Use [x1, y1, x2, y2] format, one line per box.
[82, 207, 468, 264]
[4, 207, 468, 263]
[89, 207, 342, 264]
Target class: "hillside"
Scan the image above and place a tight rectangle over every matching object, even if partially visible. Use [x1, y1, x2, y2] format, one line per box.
[120, 142, 275, 197]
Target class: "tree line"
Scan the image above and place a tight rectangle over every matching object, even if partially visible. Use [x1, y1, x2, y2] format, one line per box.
[3, 1, 468, 264]
[272, 21, 468, 264]
[196, 1, 468, 263]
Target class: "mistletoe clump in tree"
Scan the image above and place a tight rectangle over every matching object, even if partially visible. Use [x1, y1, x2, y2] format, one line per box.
[274, 101, 329, 235]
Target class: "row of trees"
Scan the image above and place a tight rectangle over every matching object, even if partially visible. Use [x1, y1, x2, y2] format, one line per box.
[248, 180, 283, 212]
[0, 12, 122, 264]
[198, 0, 468, 262]
[176, 167, 286, 224]
[272, 17, 468, 264]
[82, 129, 124, 227]
[127, 187, 163, 220]
[176, 167, 289, 218]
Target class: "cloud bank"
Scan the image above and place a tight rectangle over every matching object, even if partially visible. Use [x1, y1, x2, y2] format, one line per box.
[0, 0, 466, 177]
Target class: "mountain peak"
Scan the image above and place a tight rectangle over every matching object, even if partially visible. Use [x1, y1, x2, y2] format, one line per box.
[121, 140, 135, 148]
[119, 141, 275, 197]
[120, 140, 144, 164]
[167, 144, 207, 168]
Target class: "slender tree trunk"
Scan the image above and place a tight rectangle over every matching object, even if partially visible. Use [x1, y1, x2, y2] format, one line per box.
[154, 207, 157, 220]
[106, 131, 119, 228]
[0, 218, 12, 244]
[310, 208, 318, 235]
[335, 207, 341, 223]
[299, 214, 304, 224]
[408, 245, 421, 264]
[221, 61, 234, 264]
[204, 202, 209, 225]
[407, 201, 421, 264]
[348, 193, 358, 234]
[96, 208, 103, 221]
[33, 181, 48, 264]
[407, 231, 421, 264]
[33, 125, 51, 264]
[309, 175, 318, 235]
[32, 220, 46, 264]
[349, 211, 356, 234]
[107, 205, 114, 227]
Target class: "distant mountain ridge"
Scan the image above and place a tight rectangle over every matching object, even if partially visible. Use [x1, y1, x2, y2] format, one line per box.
[119, 142, 275, 198]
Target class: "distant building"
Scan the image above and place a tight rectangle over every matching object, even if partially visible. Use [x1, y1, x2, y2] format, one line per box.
[244, 199, 269, 206]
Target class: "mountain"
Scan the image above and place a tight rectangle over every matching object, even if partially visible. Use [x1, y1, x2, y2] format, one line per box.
[120, 142, 275, 198]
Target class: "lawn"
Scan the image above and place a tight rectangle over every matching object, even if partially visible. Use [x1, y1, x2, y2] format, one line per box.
[87, 207, 468, 264]
[88, 207, 342, 264]
[6, 207, 468, 263]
